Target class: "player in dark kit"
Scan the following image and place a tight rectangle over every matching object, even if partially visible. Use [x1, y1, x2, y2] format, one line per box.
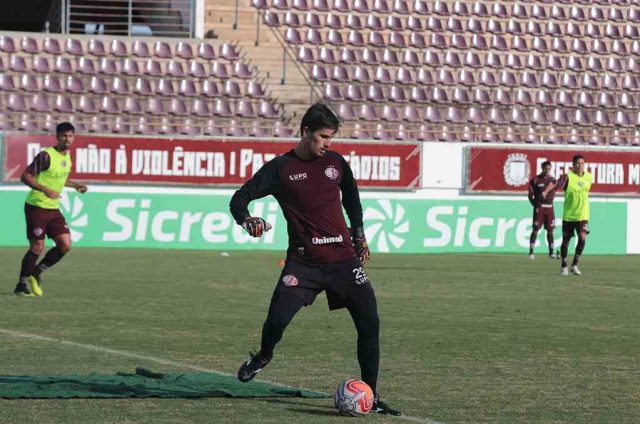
[527, 161, 557, 259]
[229, 104, 400, 415]
[13, 122, 88, 296]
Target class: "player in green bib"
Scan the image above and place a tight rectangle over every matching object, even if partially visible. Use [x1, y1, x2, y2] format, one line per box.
[543, 155, 592, 276]
[14, 122, 88, 296]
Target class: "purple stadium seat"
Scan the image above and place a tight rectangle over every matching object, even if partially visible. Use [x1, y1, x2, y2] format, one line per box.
[506, 53, 522, 70]
[512, 35, 529, 51]
[427, 16, 443, 32]
[358, 104, 378, 121]
[53, 95, 73, 113]
[352, 0, 369, 13]
[317, 46, 335, 64]
[110, 116, 130, 134]
[246, 80, 266, 98]
[587, 56, 603, 72]
[487, 19, 503, 34]
[30, 93, 49, 112]
[176, 42, 194, 59]
[424, 106, 442, 123]
[169, 98, 188, 116]
[344, 84, 363, 101]
[402, 105, 421, 121]
[158, 117, 176, 135]
[324, 83, 342, 100]
[258, 100, 280, 118]
[65, 75, 85, 94]
[466, 107, 485, 124]
[43, 75, 63, 93]
[310, 64, 328, 81]
[471, 33, 488, 50]
[153, 41, 172, 59]
[284, 12, 301, 28]
[473, 88, 491, 105]
[133, 116, 151, 135]
[297, 46, 315, 63]
[326, 29, 344, 46]
[178, 79, 197, 97]
[74, 57, 96, 75]
[620, 92, 636, 109]
[325, 13, 342, 29]
[346, 14, 362, 30]
[166, 60, 185, 78]
[499, 70, 517, 87]
[249, 121, 268, 138]
[20, 36, 38, 54]
[540, 72, 558, 88]
[358, 48, 377, 65]
[128, 40, 149, 58]
[88, 116, 108, 133]
[292, 0, 309, 10]
[406, 15, 423, 31]
[191, 99, 211, 116]
[107, 39, 127, 57]
[495, 88, 512, 106]
[18, 74, 37, 94]
[201, 80, 220, 97]
[346, 30, 365, 47]
[550, 37, 568, 54]
[233, 62, 253, 79]
[479, 69, 497, 86]
[9, 55, 26, 73]
[121, 58, 140, 76]
[88, 76, 107, 94]
[305, 12, 321, 28]
[408, 32, 426, 49]
[598, 92, 616, 109]
[111, 77, 129, 95]
[339, 47, 357, 64]
[389, 85, 407, 103]
[536, 90, 554, 107]
[606, 23, 622, 39]
[351, 65, 370, 83]
[337, 103, 356, 121]
[197, 43, 216, 60]
[236, 100, 257, 118]
[408, 87, 426, 103]
[0, 35, 16, 53]
[304, 28, 322, 44]
[214, 99, 233, 117]
[556, 91, 575, 108]
[396, 67, 413, 85]
[387, 32, 405, 48]
[30, 56, 49, 73]
[211, 62, 229, 79]
[381, 49, 398, 66]
[490, 35, 508, 50]
[445, 106, 464, 123]
[366, 15, 382, 31]
[77, 95, 96, 114]
[602, 74, 619, 90]
[414, 0, 429, 15]
[457, 69, 475, 86]
[64, 39, 83, 56]
[312, 0, 329, 11]
[331, 65, 349, 82]
[429, 33, 447, 49]
[141, 59, 161, 77]
[416, 68, 433, 85]
[263, 10, 280, 26]
[145, 98, 165, 115]
[437, 68, 455, 85]
[203, 119, 221, 136]
[98, 57, 118, 75]
[607, 57, 623, 73]
[488, 107, 507, 124]
[223, 80, 242, 97]
[525, 54, 543, 70]
[219, 43, 240, 61]
[187, 61, 206, 78]
[373, 0, 390, 13]
[123, 97, 143, 115]
[448, 17, 464, 33]
[521, 71, 538, 87]
[155, 79, 175, 96]
[431, 87, 449, 103]
[393, 0, 409, 14]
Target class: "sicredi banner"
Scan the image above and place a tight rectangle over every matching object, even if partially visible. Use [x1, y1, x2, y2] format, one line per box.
[2, 134, 421, 189]
[0, 188, 627, 254]
[466, 146, 640, 195]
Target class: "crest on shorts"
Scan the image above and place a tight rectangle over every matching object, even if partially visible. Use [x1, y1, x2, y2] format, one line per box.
[324, 165, 339, 180]
[33, 227, 43, 236]
[282, 274, 299, 287]
[503, 153, 530, 187]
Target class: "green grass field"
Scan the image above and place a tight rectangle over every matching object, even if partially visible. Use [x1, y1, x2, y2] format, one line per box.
[1, 248, 639, 424]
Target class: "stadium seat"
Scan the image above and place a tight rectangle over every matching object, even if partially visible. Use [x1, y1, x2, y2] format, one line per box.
[77, 95, 97, 114]
[176, 42, 194, 59]
[191, 98, 211, 116]
[201, 80, 220, 97]
[88, 76, 107, 94]
[154, 41, 173, 58]
[98, 58, 118, 75]
[155, 79, 175, 96]
[197, 43, 216, 60]
[123, 97, 143, 114]
[131, 76, 153, 97]
[145, 98, 165, 115]
[65, 75, 85, 94]
[144, 59, 163, 76]
[178, 79, 197, 97]
[166, 60, 185, 77]
[122, 58, 140, 76]
[43, 75, 63, 93]
[0, 35, 16, 53]
[20, 36, 39, 54]
[111, 77, 129, 95]
[169, 98, 188, 116]
[109, 39, 128, 57]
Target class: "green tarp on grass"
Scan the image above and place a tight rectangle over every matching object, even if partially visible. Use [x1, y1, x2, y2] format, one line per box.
[0, 368, 329, 399]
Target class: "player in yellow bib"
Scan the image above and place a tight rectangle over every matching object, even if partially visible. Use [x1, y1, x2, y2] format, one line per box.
[14, 122, 88, 296]
[543, 155, 592, 276]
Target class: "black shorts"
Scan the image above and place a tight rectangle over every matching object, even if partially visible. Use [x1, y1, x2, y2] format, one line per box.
[275, 258, 375, 310]
[562, 220, 589, 238]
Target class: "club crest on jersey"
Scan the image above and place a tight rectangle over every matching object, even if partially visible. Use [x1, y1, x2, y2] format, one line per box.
[282, 274, 299, 287]
[324, 165, 339, 180]
[503, 153, 530, 187]
[61, 160, 67, 168]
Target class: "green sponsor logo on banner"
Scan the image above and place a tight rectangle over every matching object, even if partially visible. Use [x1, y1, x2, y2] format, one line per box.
[0, 189, 628, 254]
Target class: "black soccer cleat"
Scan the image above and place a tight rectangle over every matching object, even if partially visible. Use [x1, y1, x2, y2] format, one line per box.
[371, 395, 401, 416]
[237, 350, 271, 382]
[13, 283, 34, 297]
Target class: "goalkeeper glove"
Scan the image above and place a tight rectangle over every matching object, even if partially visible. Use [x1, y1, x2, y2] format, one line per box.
[242, 217, 272, 237]
[351, 227, 370, 264]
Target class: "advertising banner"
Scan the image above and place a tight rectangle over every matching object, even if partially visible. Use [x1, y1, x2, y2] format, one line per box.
[0, 189, 627, 254]
[466, 146, 640, 195]
[2, 134, 421, 189]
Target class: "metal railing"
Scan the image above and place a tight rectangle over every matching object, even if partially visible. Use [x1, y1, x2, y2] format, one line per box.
[59, 0, 194, 37]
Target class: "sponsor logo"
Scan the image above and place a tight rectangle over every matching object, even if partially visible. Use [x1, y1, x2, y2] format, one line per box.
[289, 172, 307, 181]
[282, 274, 299, 287]
[33, 227, 43, 236]
[363, 200, 409, 253]
[59, 193, 88, 242]
[324, 165, 339, 180]
[61, 160, 67, 168]
[503, 153, 530, 187]
[312, 235, 344, 245]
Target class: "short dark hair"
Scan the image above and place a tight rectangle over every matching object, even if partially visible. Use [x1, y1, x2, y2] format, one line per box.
[541, 160, 551, 168]
[572, 154, 584, 164]
[56, 122, 75, 135]
[299, 103, 339, 136]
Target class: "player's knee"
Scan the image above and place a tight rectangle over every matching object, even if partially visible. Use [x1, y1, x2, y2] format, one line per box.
[57, 241, 72, 254]
[356, 313, 380, 339]
[30, 242, 45, 255]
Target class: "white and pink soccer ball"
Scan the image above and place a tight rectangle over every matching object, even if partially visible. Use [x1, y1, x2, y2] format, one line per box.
[334, 379, 374, 416]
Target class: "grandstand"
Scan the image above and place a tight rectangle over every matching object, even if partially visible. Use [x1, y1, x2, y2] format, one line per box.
[1, 0, 640, 143]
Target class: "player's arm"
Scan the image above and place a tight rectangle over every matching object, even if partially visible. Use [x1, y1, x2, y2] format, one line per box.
[543, 175, 566, 198]
[65, 180, 88, 193]
[20, 152, 58, 199]
[528, 178, 535, 206]
[339, 157, 370, 264]
[229, 159, 281, 237]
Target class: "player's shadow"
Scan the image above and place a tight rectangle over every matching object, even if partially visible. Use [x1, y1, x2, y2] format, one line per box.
[262, 398, 336, 416]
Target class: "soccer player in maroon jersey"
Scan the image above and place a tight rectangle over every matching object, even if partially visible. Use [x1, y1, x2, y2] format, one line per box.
[527, 161, 557, 259]
[229, 104, 400, 415]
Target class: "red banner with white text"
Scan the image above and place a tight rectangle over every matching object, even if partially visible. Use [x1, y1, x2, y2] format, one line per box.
[3, 134, 421, 189]
[466, 146, 640, 195]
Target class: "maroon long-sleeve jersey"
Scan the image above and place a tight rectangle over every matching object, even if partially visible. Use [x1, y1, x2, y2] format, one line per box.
[528, 174, 557, 207]
[230, 149, 362, 264]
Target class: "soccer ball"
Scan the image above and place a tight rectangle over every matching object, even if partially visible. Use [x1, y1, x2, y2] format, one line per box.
[334, 379, 374, 416]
